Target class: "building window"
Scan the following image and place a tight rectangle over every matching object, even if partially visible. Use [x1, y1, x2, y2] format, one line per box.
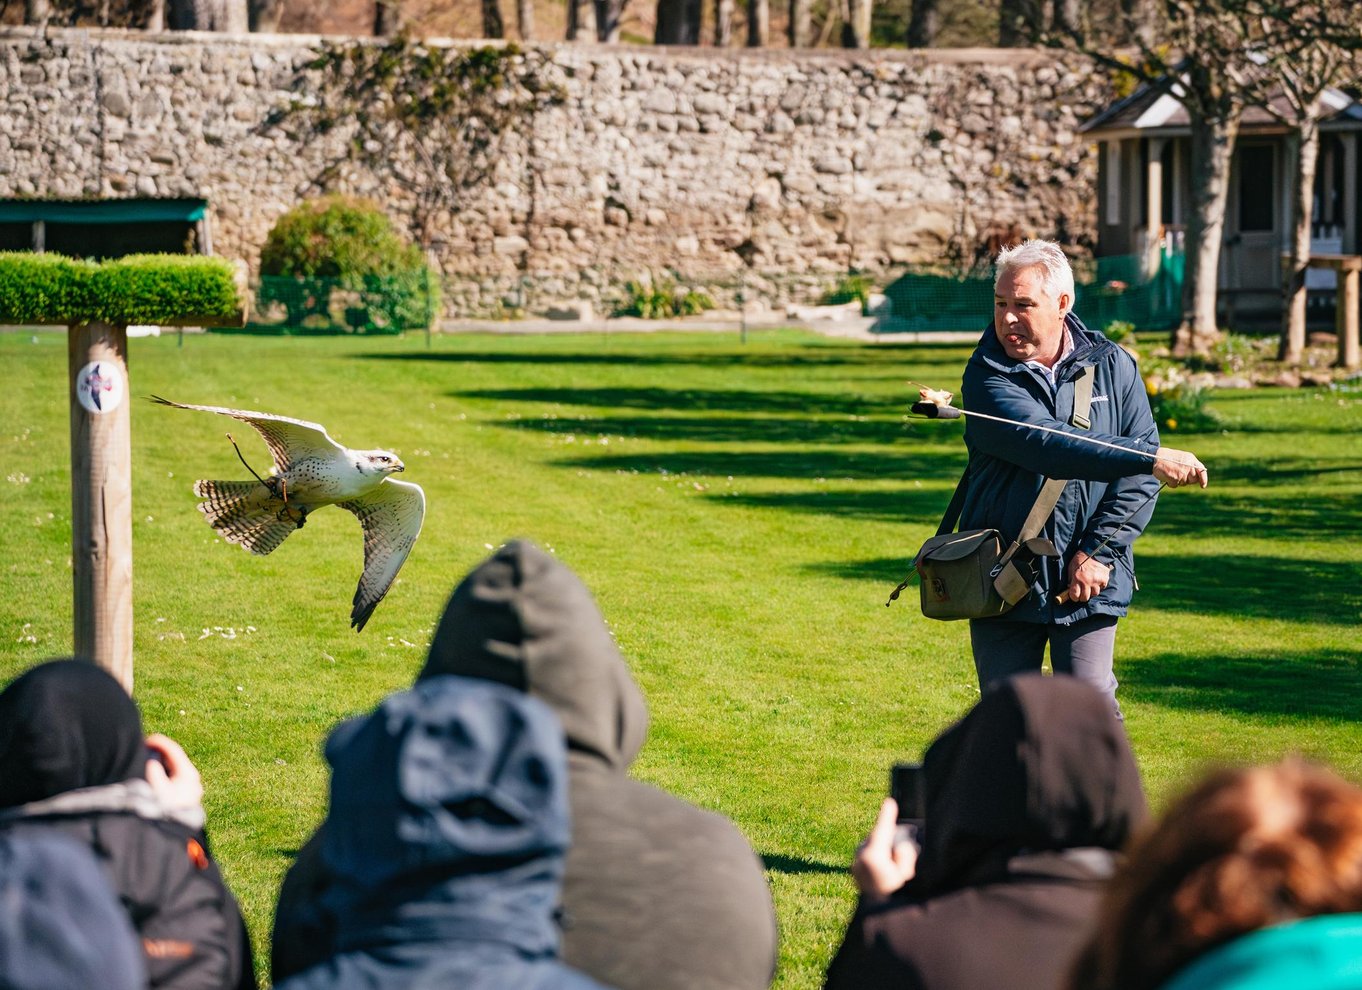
[1237, 145, 1275, 232]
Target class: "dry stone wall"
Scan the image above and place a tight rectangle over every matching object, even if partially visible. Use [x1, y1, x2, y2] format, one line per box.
[0, 27, 1114, 314]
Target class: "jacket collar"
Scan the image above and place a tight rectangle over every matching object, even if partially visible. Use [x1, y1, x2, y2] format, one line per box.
[974, 313, 1106, 381]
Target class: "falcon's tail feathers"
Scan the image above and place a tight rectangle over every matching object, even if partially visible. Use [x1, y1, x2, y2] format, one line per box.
[193, 479, 298, 556]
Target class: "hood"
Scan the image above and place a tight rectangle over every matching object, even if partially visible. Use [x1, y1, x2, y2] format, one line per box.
[319, 675, 570, 956]
[1159, 914, 1362, 990]
[0, 659, 148, 809]
[914, 674, 1148, 897]
[0, 832, 147, 990]
[420, 540, 649, 772]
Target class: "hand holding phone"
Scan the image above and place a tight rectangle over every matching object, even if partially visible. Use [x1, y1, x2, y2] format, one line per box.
[890, 763, 926, 849]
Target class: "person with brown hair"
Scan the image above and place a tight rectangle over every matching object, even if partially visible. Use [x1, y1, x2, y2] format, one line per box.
[1070, 758, 1362, 990]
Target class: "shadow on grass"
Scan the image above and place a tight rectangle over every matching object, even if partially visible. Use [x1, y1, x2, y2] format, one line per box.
[460, 386, 909, 417]
[1123, 648, 1362, 722]
[1137, 553, 1362, 624]
[815, 551, 1362, 627]
[761, 853, 847, 876]
[722, 488, 955, 525]
[504, 413, 942, 447]
[559, 450, 965, 483]
[361, 343, 974, 370]
[1149, 489, 1362, 542]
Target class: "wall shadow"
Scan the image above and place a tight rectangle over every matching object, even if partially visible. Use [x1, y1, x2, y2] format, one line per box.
[1136, 552, 1362, 624]
[361, 343, 973, 371]
[1123, 648, 1362, 722]
[504, 413, 947, 447]
[459, 385, 908, 417]
[721, 488, 954, 525]
[558, 450, 965, 483]
[1148, 488, 1362, 542]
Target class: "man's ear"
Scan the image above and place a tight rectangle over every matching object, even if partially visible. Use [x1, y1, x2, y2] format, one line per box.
[1057, 292, 1073, 316]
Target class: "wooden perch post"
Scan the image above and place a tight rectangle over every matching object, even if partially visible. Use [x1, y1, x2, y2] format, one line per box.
[0, 253, 248, 692]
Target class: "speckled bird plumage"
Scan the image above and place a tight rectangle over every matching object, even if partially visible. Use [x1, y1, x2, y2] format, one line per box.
[151, 396, 426, 631]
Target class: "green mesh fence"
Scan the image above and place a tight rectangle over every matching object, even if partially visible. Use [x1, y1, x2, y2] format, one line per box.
[881, 251, 1184, 333]
[220, 272, 439, 335]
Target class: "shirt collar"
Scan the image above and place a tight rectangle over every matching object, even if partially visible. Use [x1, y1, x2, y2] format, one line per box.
[1023, 323, 1074, 386]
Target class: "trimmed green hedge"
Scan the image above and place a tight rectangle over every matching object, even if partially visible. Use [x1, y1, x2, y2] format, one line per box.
[0, 252, 243, 326]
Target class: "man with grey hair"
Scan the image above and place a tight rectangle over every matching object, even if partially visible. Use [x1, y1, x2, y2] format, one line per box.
[956, 239, 1206, 715]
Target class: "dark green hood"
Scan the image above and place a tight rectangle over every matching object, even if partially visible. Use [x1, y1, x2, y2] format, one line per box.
[420, 540, 649, 773]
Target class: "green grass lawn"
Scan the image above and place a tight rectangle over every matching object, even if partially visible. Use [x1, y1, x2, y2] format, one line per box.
[2, 328, 1360, 988]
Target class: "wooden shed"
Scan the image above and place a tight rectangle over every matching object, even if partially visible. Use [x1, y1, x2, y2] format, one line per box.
[1081, 79, 1362, 325]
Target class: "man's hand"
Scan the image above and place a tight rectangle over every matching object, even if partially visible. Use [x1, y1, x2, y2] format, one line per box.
[851, 797, 918, 904]
[1153, 447, 1208, 489]
[1066, 551, 1111, 604]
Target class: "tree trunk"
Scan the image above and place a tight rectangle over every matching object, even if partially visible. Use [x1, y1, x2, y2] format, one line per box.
[248, 0, 280, 31]
[567, 0, 596, 38]
[655, 0, 702, 43]
[997, 0, 1042, 45]
[714, 0, 733, 44]
[373, 0, 401, 35]
[482, 0, 505, 37]
[516, 0, 535, 38]
[1175, 109, 1240, 356]
[906, 0, 937, 46]
[1279, 113, 1321, 364]
[747, 0, 768, 44]
[842, 0, 870, 46]
[593, 0, 624, 39]
[24, 0, 50, 22]
[1051, 0, 1080, 37]
[145, 0, 165, 30]
[788, 0, 811, 45]
[167, 0, 248, 30]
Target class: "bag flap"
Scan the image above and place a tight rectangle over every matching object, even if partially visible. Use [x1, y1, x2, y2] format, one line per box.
[918, 529, 1000, 563]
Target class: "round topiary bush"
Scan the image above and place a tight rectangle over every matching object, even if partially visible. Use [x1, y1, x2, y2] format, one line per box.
[258, 195, 438, 333]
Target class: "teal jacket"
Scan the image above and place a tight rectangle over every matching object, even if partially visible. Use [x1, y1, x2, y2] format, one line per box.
[1160, 914, 1362, 990]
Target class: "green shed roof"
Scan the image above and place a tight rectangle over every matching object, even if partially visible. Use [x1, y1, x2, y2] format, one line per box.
[0, 199, 208, 224]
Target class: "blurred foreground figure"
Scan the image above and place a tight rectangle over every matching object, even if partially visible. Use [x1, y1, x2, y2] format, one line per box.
[0, 831, 146, 990]
[275, 540, 777, 990]
[1069, 758, 1362, 990]
[0, 659, 253, 990]
[825, 675, 1148, 990]
[275, 675, 612, 990]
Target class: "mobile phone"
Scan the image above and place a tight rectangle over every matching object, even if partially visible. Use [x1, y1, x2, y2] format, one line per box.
[890, 763, 926, 848]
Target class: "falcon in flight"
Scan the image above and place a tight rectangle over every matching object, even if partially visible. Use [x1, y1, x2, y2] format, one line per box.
[151, 396, 426, 631]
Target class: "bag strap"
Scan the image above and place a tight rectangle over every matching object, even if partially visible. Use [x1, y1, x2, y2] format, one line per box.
[995, 364, 1095, 565]
[936, 365, 1092, 539]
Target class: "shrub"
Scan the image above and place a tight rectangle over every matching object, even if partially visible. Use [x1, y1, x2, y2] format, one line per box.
[819, 273, 875, 312]
[258, 196, 439, 333]
[614, 277, 714, 319]
[0, 252, 242, 326]
[1143, 362, 1221, 433]
[1103, 320, 1137, 344]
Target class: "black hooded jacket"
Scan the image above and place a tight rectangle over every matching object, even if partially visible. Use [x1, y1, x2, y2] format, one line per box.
[0, 660, 254, 990]
[273, 540, 777, 990]
[824, 674, 1148, 990]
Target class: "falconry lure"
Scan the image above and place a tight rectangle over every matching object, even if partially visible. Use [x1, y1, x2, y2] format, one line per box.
[151, 396, 425, 631]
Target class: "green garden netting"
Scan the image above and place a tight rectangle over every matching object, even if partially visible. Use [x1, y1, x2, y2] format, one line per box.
[881, 251, 1184, 333]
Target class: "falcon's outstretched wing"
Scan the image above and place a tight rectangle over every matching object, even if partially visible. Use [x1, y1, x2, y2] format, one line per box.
[339, 478, 426, 632]
[149, 396, 344, 472]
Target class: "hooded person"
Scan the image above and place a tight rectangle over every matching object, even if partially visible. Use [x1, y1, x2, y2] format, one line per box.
[0, 659, 254, 990]
[274, 540, 777, 990]
[274, 675, 612, 990]
[824, 674, 1149, 990]
[0, 831, 147, 990]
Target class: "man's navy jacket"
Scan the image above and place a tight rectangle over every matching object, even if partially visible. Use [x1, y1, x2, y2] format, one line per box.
[959, 313, 1162, 625]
